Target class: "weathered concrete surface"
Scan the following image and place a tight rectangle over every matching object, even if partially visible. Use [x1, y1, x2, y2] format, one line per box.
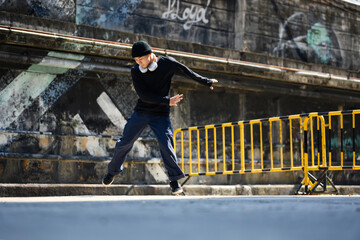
[1, 183, 360, 197]
[2, 155, 360, 186]
[1, 195, 360, 240]
[0, 1, 360, 186]
[1, 0, 359, 70]
[0, 25, 359, 89]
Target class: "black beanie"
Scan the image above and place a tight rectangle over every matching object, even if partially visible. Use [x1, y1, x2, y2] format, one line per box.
[132, 41, 152, 58]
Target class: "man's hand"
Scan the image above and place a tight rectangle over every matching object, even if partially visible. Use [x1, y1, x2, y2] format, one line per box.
[210, 79, 218, 90]
[169, 94, 184, 106]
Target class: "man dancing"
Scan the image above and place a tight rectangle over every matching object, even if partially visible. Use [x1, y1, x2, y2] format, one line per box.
[102, 41, 217, 194]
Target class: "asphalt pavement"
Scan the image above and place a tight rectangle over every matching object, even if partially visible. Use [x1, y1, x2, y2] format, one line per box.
[1, 195, 360, 240]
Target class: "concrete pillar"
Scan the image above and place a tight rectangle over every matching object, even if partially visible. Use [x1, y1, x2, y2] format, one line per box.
[234, 0, 246, 51]
[57, 125, 77, 183]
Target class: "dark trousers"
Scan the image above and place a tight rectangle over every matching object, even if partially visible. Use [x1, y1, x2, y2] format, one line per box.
[108, 111, 185, 181]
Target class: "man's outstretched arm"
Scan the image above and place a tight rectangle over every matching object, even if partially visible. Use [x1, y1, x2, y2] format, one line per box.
[171, 57, 218, 90]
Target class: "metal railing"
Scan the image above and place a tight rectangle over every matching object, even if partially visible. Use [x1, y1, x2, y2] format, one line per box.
[173, 109, 360, 194]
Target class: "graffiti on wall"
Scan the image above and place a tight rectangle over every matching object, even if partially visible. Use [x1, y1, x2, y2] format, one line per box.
[306, 22, 333, 64]
[76, 0, 143, 30]
[0, 52, 85, 129]
[76, 0, 212, 32]
[161, 0, 211, 30]
[330, 135, 360, 160]
[273, 12, 343, 67]
[0, 0, 75, 21]
[0, 47, 166, 182]
[0, 48, 149, 149]
[0, 50, 152, 184]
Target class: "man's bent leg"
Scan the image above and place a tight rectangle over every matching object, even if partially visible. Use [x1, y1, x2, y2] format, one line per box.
[149, 115, 185, 182]
[107, 112, 147, 175]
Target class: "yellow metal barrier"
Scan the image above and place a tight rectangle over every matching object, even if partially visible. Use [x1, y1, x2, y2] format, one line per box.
[173, 109, 360, 194]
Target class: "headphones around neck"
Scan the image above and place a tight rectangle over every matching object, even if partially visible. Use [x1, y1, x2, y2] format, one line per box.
[139, 55, 158, 73]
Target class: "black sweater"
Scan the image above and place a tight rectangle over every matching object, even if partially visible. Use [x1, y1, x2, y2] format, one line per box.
[131, 55, 213, 115]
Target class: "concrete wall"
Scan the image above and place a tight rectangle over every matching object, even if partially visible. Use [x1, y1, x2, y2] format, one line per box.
[1, 0, 359, 70]
[0, 0, 360, 185]
[0, 39, 359, 184]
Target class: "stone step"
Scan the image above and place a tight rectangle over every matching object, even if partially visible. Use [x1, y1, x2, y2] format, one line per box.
[1, 183, 360, 197]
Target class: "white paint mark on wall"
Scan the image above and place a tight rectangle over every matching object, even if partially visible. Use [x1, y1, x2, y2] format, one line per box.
[146, 162, 169, 183]
[0, 51, 84, 128]
[72, 114, 107, 157]
[96, 92, 126, 132]
[0, 72, 55, 128]
[28, 52, 85, 74]
[0, 134, 9, 146]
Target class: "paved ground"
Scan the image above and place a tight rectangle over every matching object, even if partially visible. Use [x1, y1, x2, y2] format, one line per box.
[2, 183, 360, 197]
[1, 195, 360, 240]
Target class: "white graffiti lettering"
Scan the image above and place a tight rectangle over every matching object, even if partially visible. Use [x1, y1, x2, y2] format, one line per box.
[162, 0, 211, 30]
